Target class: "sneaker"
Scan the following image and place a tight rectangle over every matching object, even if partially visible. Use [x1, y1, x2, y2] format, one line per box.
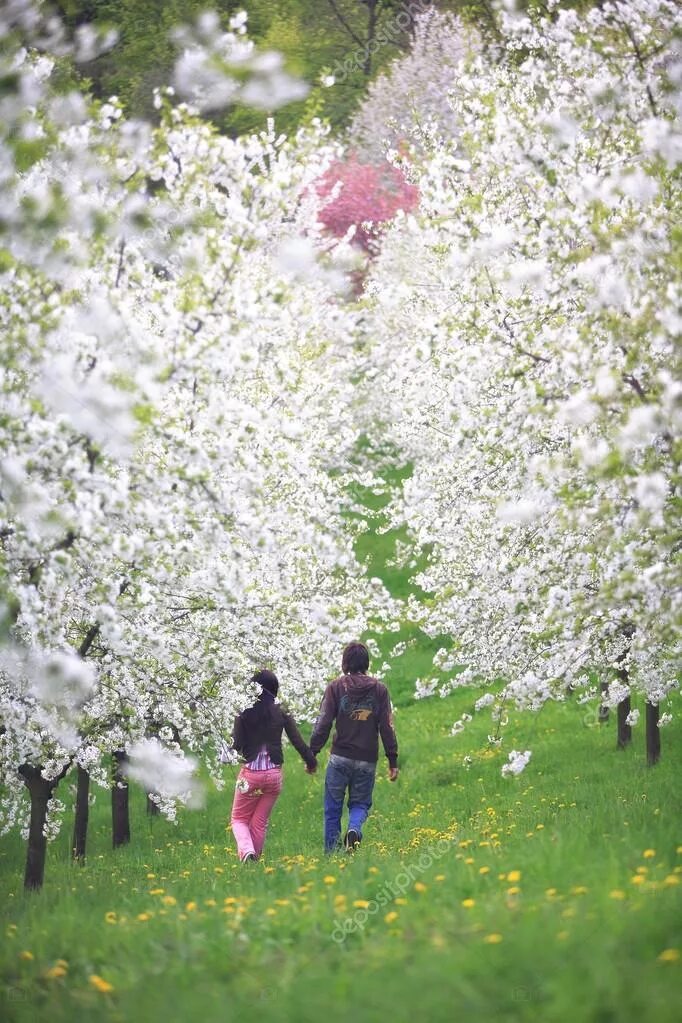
[242, 852, 256, 863]
[344, 829, 361, 851]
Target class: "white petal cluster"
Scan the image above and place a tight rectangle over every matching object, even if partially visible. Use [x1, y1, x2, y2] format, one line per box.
[501, 749, 532, 778]
[125, 738, 204, 811]
[361, 0, 681, 725]
[0, 6, 397, 838]
[171, 11, 308, 113]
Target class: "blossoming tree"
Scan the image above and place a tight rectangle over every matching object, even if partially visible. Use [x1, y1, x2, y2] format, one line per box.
[359, 0, 681, 770]
[0, 5, 396, 888]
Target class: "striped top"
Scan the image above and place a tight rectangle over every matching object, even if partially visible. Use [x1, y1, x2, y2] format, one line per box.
[246, 745, 278, 771]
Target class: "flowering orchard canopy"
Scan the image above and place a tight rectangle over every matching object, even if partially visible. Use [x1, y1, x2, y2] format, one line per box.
[0, 3, 398, 843]
[360, 0, 681, 756]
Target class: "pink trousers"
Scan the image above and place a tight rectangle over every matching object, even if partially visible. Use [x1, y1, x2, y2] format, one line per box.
[230, 766, 283, 861]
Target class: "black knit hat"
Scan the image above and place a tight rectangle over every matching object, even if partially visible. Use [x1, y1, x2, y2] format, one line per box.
[252, 669, 279, 696]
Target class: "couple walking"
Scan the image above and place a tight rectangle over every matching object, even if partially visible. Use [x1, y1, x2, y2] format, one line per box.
[230, 642, 399, 861]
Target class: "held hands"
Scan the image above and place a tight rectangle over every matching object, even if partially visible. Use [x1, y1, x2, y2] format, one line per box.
[388, 767, 399, 782]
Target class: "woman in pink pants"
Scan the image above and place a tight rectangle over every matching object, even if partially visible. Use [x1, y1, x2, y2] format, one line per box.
[230, 670, 317, 862]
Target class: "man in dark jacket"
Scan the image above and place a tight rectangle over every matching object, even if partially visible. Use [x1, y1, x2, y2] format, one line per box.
[310, 642, 398, 852]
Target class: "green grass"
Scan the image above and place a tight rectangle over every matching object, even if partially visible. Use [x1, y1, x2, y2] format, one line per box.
[1, 691, 680, 1022]
[2, 473, 680, 1020]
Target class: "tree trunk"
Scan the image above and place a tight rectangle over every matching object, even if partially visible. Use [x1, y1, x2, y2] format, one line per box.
[23, 774, 53, 890]
[363, 0, 379, 75]
[18, 762, 70, 891]
[72, 765, 90, 863]
[598, 680, 610, 723]
[646, 702, 661, 766]
[617, 695, 632, 749]
[614, 633, 633, 749]
[112, 751, 130, 848]
[146, 794, 160, 816]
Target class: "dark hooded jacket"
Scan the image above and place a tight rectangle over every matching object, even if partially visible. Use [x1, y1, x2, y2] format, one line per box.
[232, 699, 317, 770]
[309, 673, 398, 768]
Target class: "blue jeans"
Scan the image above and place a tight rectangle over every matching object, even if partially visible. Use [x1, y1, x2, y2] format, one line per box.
[324, 753, 376, 852]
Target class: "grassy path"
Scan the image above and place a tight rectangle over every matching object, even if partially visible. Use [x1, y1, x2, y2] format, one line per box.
[1, 688, 680, 1022]
[1, 475, 680, 1020]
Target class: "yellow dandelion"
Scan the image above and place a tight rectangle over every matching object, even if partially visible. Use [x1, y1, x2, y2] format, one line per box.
[507, 886, 521, 896]
[465, 857, 475, 865]
[571, 886, 588, 896]
[149, 888, 165, 896]
[643, 849, 656, 859]
[462, 898, 476, 909]
[333, 895, 347, 907]
[658, 949, 679, 963]
[435, 874, 446, 882]
[609, 890, 626, 900]
[479, 867, 490, 876]
[44, 965, 67, 979]
[483, 933, 503, 944]
[631, 875, 645, 885]
[185, 902, 197, 912]
[394, 898, 408, 905]
[507, 870, 521, 883]
[224, 896, 237, 904]
[664, 875, 679, 886]
[384, 911, 399, 924]
[636, 866, 648, 874]
[414, 881, 427, 893]
[146, 872, 156, 879]
[137, 913, 152, 922]
[264, 867, 275, 874]
[104, 911, 117, 924]
[323, 875, 336, 885]
[89, 974, 114, 994]
[204, 899, 217, 907]
[353, 900, 370, 909]
[265, 908, 277, 916]
[274, 899, 290, 907]
[368, 866, 379, 874]
[161, 895, 176, 906]
[545, 888, 557, 898]
[19, 950, 34, 961]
